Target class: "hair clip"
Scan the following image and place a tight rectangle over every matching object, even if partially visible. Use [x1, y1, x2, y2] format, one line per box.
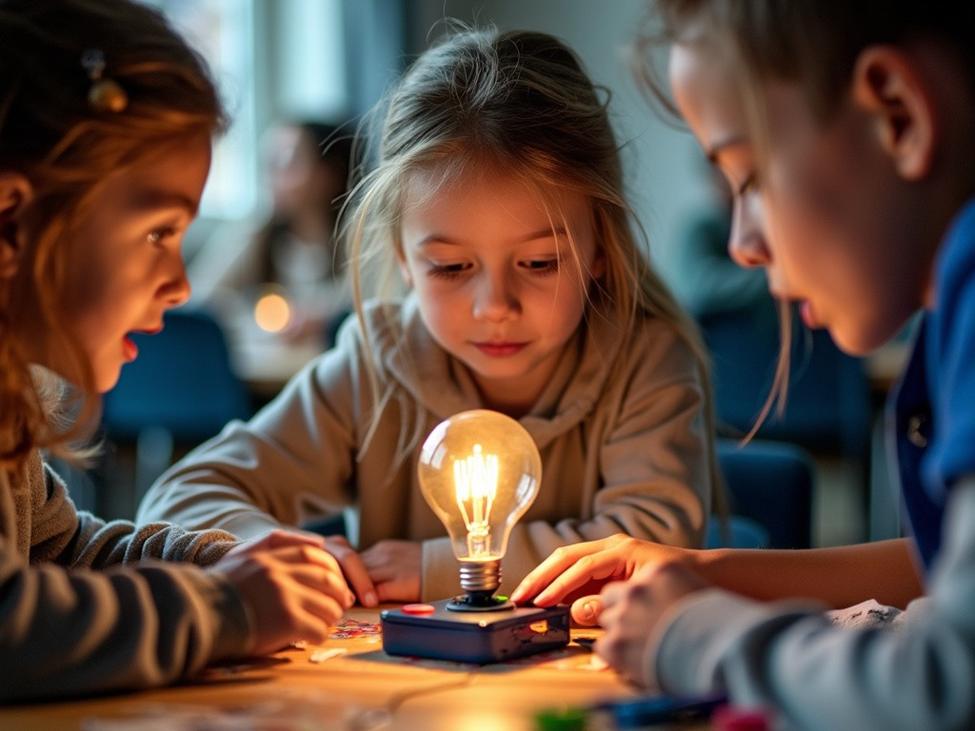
[81, 49, 128, 113]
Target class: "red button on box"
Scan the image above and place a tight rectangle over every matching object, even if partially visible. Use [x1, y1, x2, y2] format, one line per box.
[401, 603, 436, 615]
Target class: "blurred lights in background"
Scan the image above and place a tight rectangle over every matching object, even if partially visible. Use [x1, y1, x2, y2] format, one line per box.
[254, 291, 293, 333]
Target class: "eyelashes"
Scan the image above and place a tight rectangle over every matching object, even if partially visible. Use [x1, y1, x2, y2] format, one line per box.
[428, 262, 472, 280]
[521, 258, 560, 276]
[736, 172, 759, 197]
[427, 258, 561, 281]
[146, 226, 178, 246]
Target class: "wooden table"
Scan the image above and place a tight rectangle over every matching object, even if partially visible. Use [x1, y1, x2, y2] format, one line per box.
[0, 609, 643, 731]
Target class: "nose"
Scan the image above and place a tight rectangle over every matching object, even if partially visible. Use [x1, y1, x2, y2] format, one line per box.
[472, 269, 519, 322]
[160, 254, 192, 308]
[728, 194, 771, 269]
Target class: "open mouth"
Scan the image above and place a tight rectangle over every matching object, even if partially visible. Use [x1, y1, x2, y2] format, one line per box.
[122, 326, 163, 362]
[122, 334, 139, 362]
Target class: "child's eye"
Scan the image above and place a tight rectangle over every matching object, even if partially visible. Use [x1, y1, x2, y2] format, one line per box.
[520, 258, 560, 276]
[146, 226, 178, 246]
[428, 261, 472, 280]
[736, 172, 759, 197]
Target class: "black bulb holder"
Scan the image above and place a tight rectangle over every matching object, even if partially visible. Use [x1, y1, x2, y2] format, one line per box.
[381, 558, 570, 663]
[446, 590, 515, 612]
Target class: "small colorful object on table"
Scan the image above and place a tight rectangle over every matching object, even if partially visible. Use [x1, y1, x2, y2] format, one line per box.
[330, 618, 382, 640]
[534, 707, 588, 731]
[401, 603, 436, 615]
[594, 693, 728, 729]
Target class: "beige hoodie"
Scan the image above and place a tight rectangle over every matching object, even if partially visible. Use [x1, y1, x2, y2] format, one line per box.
[0, 450, 252, 701]
[140, 296, 712, 599]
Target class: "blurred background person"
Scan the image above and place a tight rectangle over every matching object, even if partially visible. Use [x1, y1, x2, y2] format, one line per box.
[191, 120, 353, 347]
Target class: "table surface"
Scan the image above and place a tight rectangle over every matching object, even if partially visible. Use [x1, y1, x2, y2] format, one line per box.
[0, 608, 650, 731]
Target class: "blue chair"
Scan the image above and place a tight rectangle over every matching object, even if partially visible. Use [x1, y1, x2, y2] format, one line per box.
[706, 515, 770, 549]
[700, 303, 870, 458]
[708, 438, 814, 549]
[103, 308, 250, 441]
[101, 308, 252, 499]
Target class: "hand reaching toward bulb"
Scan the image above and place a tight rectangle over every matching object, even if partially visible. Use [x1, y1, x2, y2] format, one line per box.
[510, 534, 695, 615]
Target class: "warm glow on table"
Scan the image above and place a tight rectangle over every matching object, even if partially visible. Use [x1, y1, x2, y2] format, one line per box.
[0, 608, 648, 731]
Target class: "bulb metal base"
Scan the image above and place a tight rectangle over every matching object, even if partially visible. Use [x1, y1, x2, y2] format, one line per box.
[445, 559, 511, 612]
[458, 559, 501, 593]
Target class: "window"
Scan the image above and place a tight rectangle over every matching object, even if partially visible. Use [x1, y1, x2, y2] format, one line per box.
[149, 0, 347, 221]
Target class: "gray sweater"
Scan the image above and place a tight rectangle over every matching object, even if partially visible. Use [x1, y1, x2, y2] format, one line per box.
[0, 451, 253, 702]
[140, 297, 713, 599]
[651, 478, 975, 731]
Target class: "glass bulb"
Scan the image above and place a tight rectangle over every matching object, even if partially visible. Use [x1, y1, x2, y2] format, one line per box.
[418, 410, 541, 594]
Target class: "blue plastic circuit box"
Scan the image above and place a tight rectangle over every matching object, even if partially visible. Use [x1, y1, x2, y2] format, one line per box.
[381, 600, 570, 664]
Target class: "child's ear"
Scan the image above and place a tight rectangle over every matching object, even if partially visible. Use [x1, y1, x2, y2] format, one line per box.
[0, 172, 33, 279]
[852, 45, 937, 181]
[590, 248, 606, 280]
[592, 246, 606, 279]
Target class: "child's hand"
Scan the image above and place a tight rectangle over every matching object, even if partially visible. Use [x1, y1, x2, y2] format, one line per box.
[320, 535, 379, 608]
[213, 533, 356, 656]
[510, 534, 692, 608]
[595, 563, 709, 688]
[361, 539, 421, 603]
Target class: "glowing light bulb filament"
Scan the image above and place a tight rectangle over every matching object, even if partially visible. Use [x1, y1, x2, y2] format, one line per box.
[452, 444, 499, 557]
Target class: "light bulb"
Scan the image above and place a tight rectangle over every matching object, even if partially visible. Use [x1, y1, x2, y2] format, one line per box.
[418, 409, 541, 603]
